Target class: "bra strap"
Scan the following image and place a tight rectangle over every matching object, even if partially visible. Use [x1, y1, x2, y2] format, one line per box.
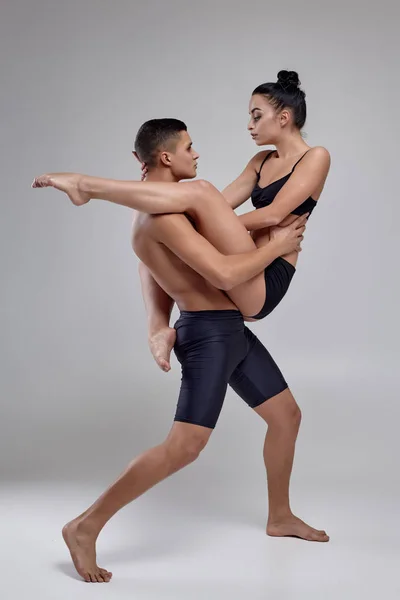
[256, 150, 275, 178]
[291, 149, 311, 172]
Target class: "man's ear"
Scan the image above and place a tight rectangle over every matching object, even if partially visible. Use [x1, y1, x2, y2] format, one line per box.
[132, 151, 142, 163]
[160, 152, 171, 167]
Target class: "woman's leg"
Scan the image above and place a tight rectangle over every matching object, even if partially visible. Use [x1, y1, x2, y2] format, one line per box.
[33, 174, 267, 315]
[32, 173, 230, 214]
[138, 261, 176, 372]
[180, 186, 266, 316]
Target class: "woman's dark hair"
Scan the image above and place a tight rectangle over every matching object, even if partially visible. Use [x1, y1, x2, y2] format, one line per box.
[134, 118, 187, 168]
[252, 70, 306, 130]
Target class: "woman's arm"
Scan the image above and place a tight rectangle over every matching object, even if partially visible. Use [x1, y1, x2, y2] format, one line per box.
[221, 152, 267, 209]
[238, 147, 331, 231]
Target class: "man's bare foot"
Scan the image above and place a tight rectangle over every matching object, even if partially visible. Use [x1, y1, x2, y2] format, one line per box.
[267, 514, 329, 542]
[62, 519, 112, 583]
[149, 327, 176, 372]
[32, 173, 90, 206]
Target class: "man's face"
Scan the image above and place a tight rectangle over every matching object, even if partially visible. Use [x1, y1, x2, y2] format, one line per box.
[167, 131, 199, 180]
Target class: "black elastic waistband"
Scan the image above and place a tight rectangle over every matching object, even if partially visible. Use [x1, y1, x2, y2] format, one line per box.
[177, 309, 242, 321]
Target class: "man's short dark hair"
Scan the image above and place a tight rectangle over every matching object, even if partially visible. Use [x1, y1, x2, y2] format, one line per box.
[134, 118, 187, 168]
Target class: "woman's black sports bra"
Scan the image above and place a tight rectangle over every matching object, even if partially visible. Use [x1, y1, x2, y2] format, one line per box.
[251, 150, 317, 216]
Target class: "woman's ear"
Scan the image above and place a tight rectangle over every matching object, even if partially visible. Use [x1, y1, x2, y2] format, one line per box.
[279, 109, 291, 127]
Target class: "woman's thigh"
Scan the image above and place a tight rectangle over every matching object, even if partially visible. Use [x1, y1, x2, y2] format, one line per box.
[189, 186, 267, 316]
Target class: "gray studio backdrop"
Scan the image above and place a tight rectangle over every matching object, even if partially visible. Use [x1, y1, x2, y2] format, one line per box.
[1, 0, 398, 497]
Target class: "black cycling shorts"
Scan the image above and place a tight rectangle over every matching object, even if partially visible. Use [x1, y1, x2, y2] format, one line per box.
[173, 310, 288, 429]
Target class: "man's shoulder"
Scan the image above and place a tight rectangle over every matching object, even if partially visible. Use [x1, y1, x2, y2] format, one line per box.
[133, 212, 194, 247]
[131, 212, 156, 251]
[132, 211, 153, 235]
[150, 212, 196, 234]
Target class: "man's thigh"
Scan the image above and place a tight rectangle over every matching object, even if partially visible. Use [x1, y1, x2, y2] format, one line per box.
[173, 312, 247, 429]
[228, 326, 288, 410]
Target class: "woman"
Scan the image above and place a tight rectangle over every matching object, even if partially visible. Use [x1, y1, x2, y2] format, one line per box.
[32, 70, 330, 364]
[139, 70, 330, 369]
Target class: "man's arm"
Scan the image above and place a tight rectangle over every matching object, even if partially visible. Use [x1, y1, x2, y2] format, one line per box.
[238, 147, 331, 231]
[152, 213, 306, 291]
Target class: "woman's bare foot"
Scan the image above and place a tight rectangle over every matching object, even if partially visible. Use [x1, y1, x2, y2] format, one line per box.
[148, 326, 176, 372]
[32, 173, 90, 206]
[62, 519, 112, 583]
[267, 514, 329, 542]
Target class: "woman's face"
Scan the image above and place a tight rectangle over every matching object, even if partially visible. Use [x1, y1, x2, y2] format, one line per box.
[248, 94, 282, 146]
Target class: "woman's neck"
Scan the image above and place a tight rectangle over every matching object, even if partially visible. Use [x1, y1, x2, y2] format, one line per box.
[273, 131, 309, 160]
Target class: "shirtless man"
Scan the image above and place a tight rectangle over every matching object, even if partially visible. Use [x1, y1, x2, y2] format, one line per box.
[32, 120, 328, 584]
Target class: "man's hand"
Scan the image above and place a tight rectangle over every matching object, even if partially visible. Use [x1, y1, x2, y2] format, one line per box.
[269, 214, 308, 255]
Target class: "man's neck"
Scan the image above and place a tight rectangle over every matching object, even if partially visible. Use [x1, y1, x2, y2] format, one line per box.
[145, 168, 180, 183]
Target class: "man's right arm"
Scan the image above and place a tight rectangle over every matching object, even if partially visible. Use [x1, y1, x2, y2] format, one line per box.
[152, 213, 305, 291]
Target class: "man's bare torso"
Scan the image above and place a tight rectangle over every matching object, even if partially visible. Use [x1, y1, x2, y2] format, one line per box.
[132, 212, 238, 312]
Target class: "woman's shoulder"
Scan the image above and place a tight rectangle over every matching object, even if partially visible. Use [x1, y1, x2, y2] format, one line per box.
[307, 146, 331, 160]
[305, 147, 331, 177]
[250, 146, 330, 170]
[249, 149, 276, 170]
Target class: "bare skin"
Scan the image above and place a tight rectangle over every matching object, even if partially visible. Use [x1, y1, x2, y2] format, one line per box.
[31, 204, 322, 581]
[131, 102, 330, 539]
[148, 326, 176, 372]
[61, 421, 213, 583]
[32, 125, 330, 579]
[32, 172, 90, 206]
[136, 215, 328, 543]
[138, 261, 176, 372]
[31, 173, 309, 581]
[132, 133, 330, 541]
[62, 521, 112, 583]
[136, 231, 329, 544]
[31, 169, 307, 317]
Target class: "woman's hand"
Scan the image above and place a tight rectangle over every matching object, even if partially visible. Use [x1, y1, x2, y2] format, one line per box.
[141, 162, 148, 181]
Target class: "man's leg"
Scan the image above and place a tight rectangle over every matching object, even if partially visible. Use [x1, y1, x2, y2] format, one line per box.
[63, 422, 212, 583]
[253, 389, 328, 541]
[229, 327, 329, 542]
[63, 308, 244, 583]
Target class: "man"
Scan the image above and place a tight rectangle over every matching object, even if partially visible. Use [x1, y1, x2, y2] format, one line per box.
[32, 119, 328, 584]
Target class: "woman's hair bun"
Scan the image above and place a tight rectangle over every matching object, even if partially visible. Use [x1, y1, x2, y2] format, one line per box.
[277, 70, 300, 88]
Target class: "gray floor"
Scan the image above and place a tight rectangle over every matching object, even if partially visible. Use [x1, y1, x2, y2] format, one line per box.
[2, 475, 399, 599]
[2, 365, 399, 598]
